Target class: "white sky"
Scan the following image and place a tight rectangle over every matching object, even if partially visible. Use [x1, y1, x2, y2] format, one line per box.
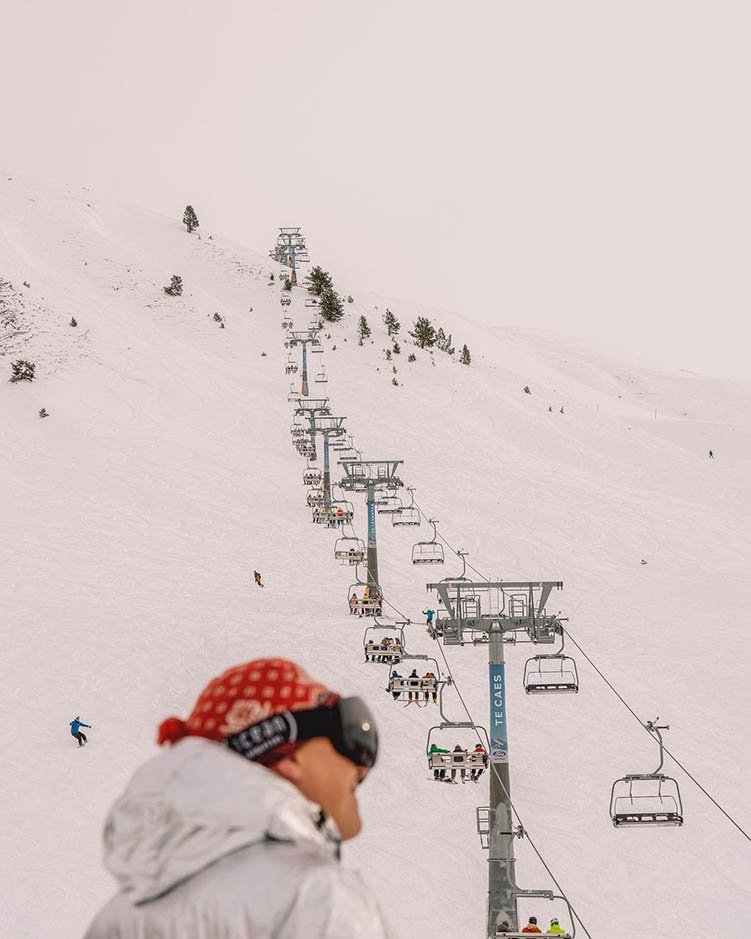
[2, 0, 750, 378]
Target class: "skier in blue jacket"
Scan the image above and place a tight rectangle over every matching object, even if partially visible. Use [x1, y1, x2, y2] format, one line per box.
[70, 717, 91, 747]
[422, 609, 435, 625]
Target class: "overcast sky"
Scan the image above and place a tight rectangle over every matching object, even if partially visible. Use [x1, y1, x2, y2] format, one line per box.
[2, 1, 749, 377]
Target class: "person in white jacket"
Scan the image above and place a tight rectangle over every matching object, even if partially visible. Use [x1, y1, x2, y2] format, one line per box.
[85, 657, 393, 938]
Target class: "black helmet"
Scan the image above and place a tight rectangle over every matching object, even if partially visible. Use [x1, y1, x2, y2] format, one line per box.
[529, 916, 538, 924]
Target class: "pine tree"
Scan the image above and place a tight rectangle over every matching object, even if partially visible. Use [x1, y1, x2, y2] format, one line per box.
[409, 316, 436, 349]
[435, 327, 446, 349]
[10, 359, 35, 382]
[383, 309, 400, 337]
[305, 266, 333, 297]
[163, 275, 183, 296]
[460, 344, 471, 366]
[183, 205, 199, 233]
[357, 315, 371, 345]
[283, 276, 293, 291]
[393, 341, 401, 355]
[318, 286, 344, 323]
[70, 317, 77, 327]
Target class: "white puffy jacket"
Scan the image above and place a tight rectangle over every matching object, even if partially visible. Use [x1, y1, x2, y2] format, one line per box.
[85, 736, 393, 939]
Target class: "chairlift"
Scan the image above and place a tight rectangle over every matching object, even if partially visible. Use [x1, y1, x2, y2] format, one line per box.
[339, 448, 358, 463]
[412, 518, 445, 565]
[363, 623, 404, 663]
[523, 631, 579, 694]
[287, 383, 299, 402]
[330, 498, 354, 522]
[280, 295, 291, 307]
[426, 724, 489, 783]
[334, 536, 365, 566]
[305, 297, 319, 308]
[281, 316, 293, 329]
[392, 487, 421, 527]
[376, 494, 402, 515]
[315, 367, 328, 384]
[303, 469, 322, 487]
[347, 583, 383, 618]
[610, 721, 683, 828]
[285, 360, 298, 375]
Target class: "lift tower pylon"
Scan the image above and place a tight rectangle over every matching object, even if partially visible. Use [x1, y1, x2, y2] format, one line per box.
[286, 329, 322, 397]
[424, 578, 564, 937]
[338, 460, 403, 596]
[311, 415, 347, 507]
[270, 227, 309, 285]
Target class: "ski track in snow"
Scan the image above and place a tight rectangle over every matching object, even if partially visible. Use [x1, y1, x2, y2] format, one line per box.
[1, 175, 750, 938]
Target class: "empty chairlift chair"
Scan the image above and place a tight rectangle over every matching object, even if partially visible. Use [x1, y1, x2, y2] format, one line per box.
[334, 536, 365, 566]
[392, 487, 421, 527]
[523, 632, 579, 694]
[412, 518, 445, 565]
[610, 721, 683, 828]
[315, 366, 328, 384]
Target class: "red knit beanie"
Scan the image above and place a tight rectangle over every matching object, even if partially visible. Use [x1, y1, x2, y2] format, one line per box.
[158, 658, 333, 761]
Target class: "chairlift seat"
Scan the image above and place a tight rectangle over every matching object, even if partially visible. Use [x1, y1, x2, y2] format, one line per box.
[392, 507, 421, 526]
[412, 542, 445, 564]
[365, 641, 402, 662]
[523, 654, 579, 694]
[389, 676, 437, 697]
[610, 774, 683, 828]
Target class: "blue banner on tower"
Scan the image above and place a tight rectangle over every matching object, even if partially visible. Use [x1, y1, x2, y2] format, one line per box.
[489, 663, 509, 763]
[367, 498, 377, 550]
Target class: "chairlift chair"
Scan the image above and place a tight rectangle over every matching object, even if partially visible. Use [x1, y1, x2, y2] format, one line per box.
[426, 724, 489, 783]
[334, 536, 365, 566]
[363, 623, 405, 663]
[524, 655, 579, 694]
[376, 494, 402, 515]
[411, 518, 445, 564]
[523, 632, 579, 694]
[285, 360, 298, 375]
[315, 367, 328, 384]
[347, 583, 383, 618]
[280, 295, 291, 307]
[303, 469, 322, 487]
[610, 722, 683, 828]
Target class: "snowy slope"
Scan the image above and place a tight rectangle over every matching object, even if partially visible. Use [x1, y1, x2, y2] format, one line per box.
[1, 175, 750, 939]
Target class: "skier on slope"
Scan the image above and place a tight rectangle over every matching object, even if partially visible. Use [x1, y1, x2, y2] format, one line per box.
[422, 609, 435, 626]
[253, 570, 264, 587]
[70, 716, 91, 747]
[84, 658, 392, 939]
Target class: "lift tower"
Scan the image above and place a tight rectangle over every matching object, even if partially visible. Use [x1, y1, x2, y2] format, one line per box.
[286, 329, 322, 397]
[338, 461, 403, 598]
[270, 227, 309, 285]
[311, 415, 347, 506]
[424, 579, 564, 937]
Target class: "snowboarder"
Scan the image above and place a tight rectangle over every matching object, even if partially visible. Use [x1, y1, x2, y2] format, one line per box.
[422, 609, 435, 626]
[709, 449, 714, 459]
[84, 658, 390, 938]
[522, 916, 542, 933]
[253, 570, 264, 588]
[70, 716, 91, 747]
[546, 918, 567, 935]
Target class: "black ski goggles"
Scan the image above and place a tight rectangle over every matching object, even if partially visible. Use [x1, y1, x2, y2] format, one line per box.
[225, 695, 378, 770]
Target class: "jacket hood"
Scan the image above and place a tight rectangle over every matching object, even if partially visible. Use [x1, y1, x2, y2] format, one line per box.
[102, 736, 338, 904]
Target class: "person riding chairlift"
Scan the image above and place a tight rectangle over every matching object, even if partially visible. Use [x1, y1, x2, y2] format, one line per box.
[428, 743, 449, 781]
[450, 744, 467, 784]
[349, 593, 358, 615]
[521, 915, 542, 933]
[546, 918, 567, 935]
[389, 669, 402, 700]
[422, 672, 438, 704]
[470, 743, 487, 782]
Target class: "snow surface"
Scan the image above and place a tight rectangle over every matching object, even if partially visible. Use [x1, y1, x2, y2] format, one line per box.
[1, 175, 750, 938]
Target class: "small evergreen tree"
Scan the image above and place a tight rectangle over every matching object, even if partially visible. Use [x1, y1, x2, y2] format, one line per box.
[347, 295, 354, 303]
[436, 327, 446, 349]
[305, 266, 333, 297]
[409, 316, 436, 348]
[524, 385, 531, 394]
[385, 349, 392, 360]
[357, 315, 371, 345]
[10, 359, 35, 382]
[39, 407, 49, 418]
[392, 377, 399, 386]
[318, 286, 344, 323]
[383, 309, 400, 337]
[183, 205, 199, 233]
[408, 352, 416, 362]
[283, 276, 293, 291]
[163, 275, 183, 296]
[70, 317, 78, 327]
[393, 341, 401, 355]
[460, 344, 471, 366]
